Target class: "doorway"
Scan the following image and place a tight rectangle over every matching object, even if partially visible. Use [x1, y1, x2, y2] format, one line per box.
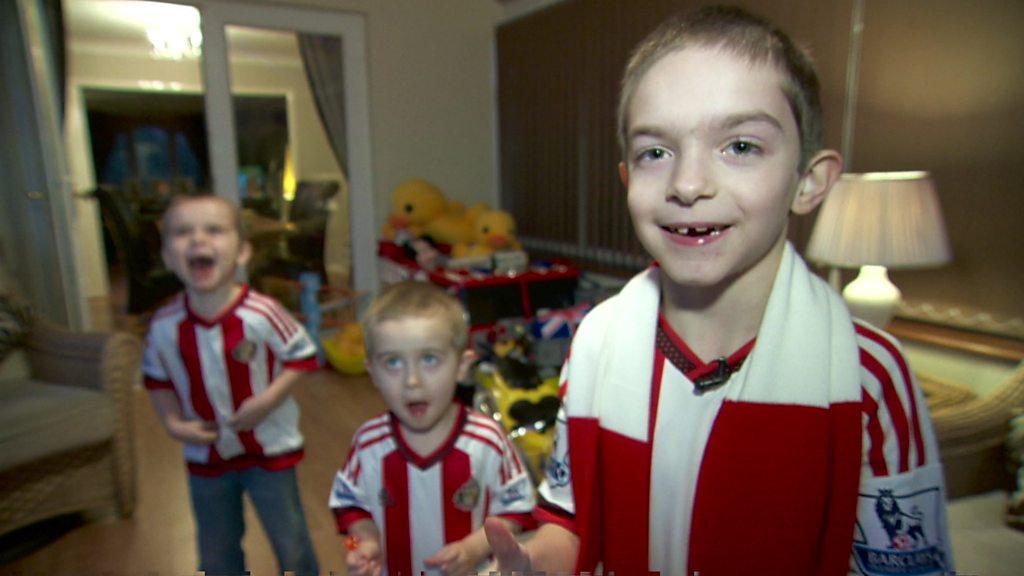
[64, 0, 375, 329]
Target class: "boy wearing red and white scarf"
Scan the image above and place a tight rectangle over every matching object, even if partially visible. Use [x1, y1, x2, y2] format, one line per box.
[485, 6, 952, 575]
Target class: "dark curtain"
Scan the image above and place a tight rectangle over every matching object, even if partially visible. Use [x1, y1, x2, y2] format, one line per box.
[297, 33, 348, 174]
[43, 0, 65, 122]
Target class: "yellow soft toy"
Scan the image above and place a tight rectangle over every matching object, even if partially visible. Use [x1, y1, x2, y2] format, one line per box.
[451, 209, 521, 258]
[322, 322, 367, 375]
[422, 201, 487, 246]
[381, 179, 447, 241]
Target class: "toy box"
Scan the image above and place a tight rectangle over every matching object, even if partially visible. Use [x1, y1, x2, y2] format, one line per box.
[377, 240, 579, 336]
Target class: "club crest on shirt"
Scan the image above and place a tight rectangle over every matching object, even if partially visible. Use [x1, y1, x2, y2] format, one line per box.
[378, 486, 395, 508]
[232, 339, 257, 362]
[853, 486, 950, 575]
[453, 477, 481, 511]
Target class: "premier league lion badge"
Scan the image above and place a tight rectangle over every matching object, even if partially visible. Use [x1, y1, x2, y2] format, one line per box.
[453, 477, 481, 511]
[853, 484, 950, 575]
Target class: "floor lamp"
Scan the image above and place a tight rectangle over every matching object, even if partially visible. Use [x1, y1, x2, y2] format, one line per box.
[806, 171, 952, 328]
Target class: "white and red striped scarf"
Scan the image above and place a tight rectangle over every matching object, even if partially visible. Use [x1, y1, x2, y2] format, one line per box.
[559, 243, 864, 575]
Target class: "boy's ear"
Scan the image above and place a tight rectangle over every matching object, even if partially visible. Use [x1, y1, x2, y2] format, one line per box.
[237, 240, 253, 267]
[618, 161, 629, 188]
[791, 150, 843, 215]
[456, 348, 476, 382]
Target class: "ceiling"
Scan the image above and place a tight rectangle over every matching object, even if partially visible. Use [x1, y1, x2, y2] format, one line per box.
[64, 0, 298, 59]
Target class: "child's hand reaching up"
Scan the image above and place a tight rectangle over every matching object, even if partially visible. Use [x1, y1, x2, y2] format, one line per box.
[482, 517, 532, 573]
[346, 537, 382, 576]
[424, 537, 486, 575]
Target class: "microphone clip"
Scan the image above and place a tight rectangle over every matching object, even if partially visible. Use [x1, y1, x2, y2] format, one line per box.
[693, 356, 730, 393]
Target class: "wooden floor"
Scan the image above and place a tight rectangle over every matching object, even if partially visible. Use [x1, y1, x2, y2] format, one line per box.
[5, 276, 1024, 574]
[2, 368, 385, 575]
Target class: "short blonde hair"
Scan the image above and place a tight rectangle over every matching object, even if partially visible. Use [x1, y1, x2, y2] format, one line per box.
[618, 5, 824, 171]
[159, 194, 247, 244]
[362, 281, 469, 354]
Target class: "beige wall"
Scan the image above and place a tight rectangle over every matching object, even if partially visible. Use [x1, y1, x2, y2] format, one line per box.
[242, 0, 508, 223]
[852, 0, 1024, 334]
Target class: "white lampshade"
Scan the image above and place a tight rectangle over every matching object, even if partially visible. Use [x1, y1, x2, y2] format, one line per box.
[807, 171, 952, 269]
[806, 171, 952, 326]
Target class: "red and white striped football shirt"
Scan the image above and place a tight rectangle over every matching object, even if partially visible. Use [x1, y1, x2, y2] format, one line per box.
[329, 406, 536, 575]
[536, 261, 952, 576]
[142, 286, 319, 475]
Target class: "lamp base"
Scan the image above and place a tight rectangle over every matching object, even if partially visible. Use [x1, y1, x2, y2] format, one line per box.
[842, 265, 901, 328]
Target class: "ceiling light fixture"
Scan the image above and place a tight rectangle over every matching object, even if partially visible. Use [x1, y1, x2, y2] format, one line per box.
[147, 25, 202, 60]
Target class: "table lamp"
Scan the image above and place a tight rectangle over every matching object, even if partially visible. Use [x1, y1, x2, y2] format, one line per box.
[806, 171, 952, 327]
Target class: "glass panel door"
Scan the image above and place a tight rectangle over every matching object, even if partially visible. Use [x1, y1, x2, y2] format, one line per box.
[199, 2, 375, 296]
[65, 0, 210, 323]
[222, 25, 350, 298]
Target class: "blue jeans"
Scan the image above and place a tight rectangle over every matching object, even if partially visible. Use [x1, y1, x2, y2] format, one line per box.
[188, 467, 319, 575]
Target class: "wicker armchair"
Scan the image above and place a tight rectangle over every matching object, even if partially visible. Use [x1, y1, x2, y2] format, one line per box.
[920, 362, 1024, 499]
[0, 323, 140, 536]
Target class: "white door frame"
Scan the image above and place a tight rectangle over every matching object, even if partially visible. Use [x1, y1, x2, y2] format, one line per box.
[6, 0, 86, 328]
[196, 0, 377, 294]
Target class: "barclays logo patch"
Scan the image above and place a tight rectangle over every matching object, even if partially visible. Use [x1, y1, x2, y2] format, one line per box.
[854, 487, 950, 575]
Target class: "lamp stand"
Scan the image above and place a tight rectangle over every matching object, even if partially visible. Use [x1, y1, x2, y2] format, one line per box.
[842, 265, 901, 327]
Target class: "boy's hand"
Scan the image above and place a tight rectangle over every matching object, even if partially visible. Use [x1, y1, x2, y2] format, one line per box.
[424, 539, 482, 575]
[483, 517, 532, 573]
[227, 393, 275, 431]
[345, 538, 382, 576]
[170, 419, 219, 445]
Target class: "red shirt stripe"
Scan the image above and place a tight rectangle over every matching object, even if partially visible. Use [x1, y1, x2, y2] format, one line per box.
[442, 449, 474, 545]
[861, 349, 910, 472]
[179, 320, 216, 421]
[382, 450, 413, 576]
[241, 303, 290, 342]
[862, 389, 889, 476]
[223, 313, 262, 456]
[857, 324, 926, 466]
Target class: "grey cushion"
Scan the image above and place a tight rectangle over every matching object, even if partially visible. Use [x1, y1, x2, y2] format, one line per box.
[0, 378, 115, 471]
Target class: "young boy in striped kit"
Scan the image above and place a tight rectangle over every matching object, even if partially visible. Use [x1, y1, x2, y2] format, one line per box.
[330, 281, 535, 576]
[486, 6, 953, 575]
[143, 194, 319, 575]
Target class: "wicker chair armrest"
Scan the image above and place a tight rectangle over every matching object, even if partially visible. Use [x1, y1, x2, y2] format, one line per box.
[918, 372, 978, 412]
[932, 385, 1024, 442]
[24, 322, 141, 393]
[24, 322, 141, 517]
